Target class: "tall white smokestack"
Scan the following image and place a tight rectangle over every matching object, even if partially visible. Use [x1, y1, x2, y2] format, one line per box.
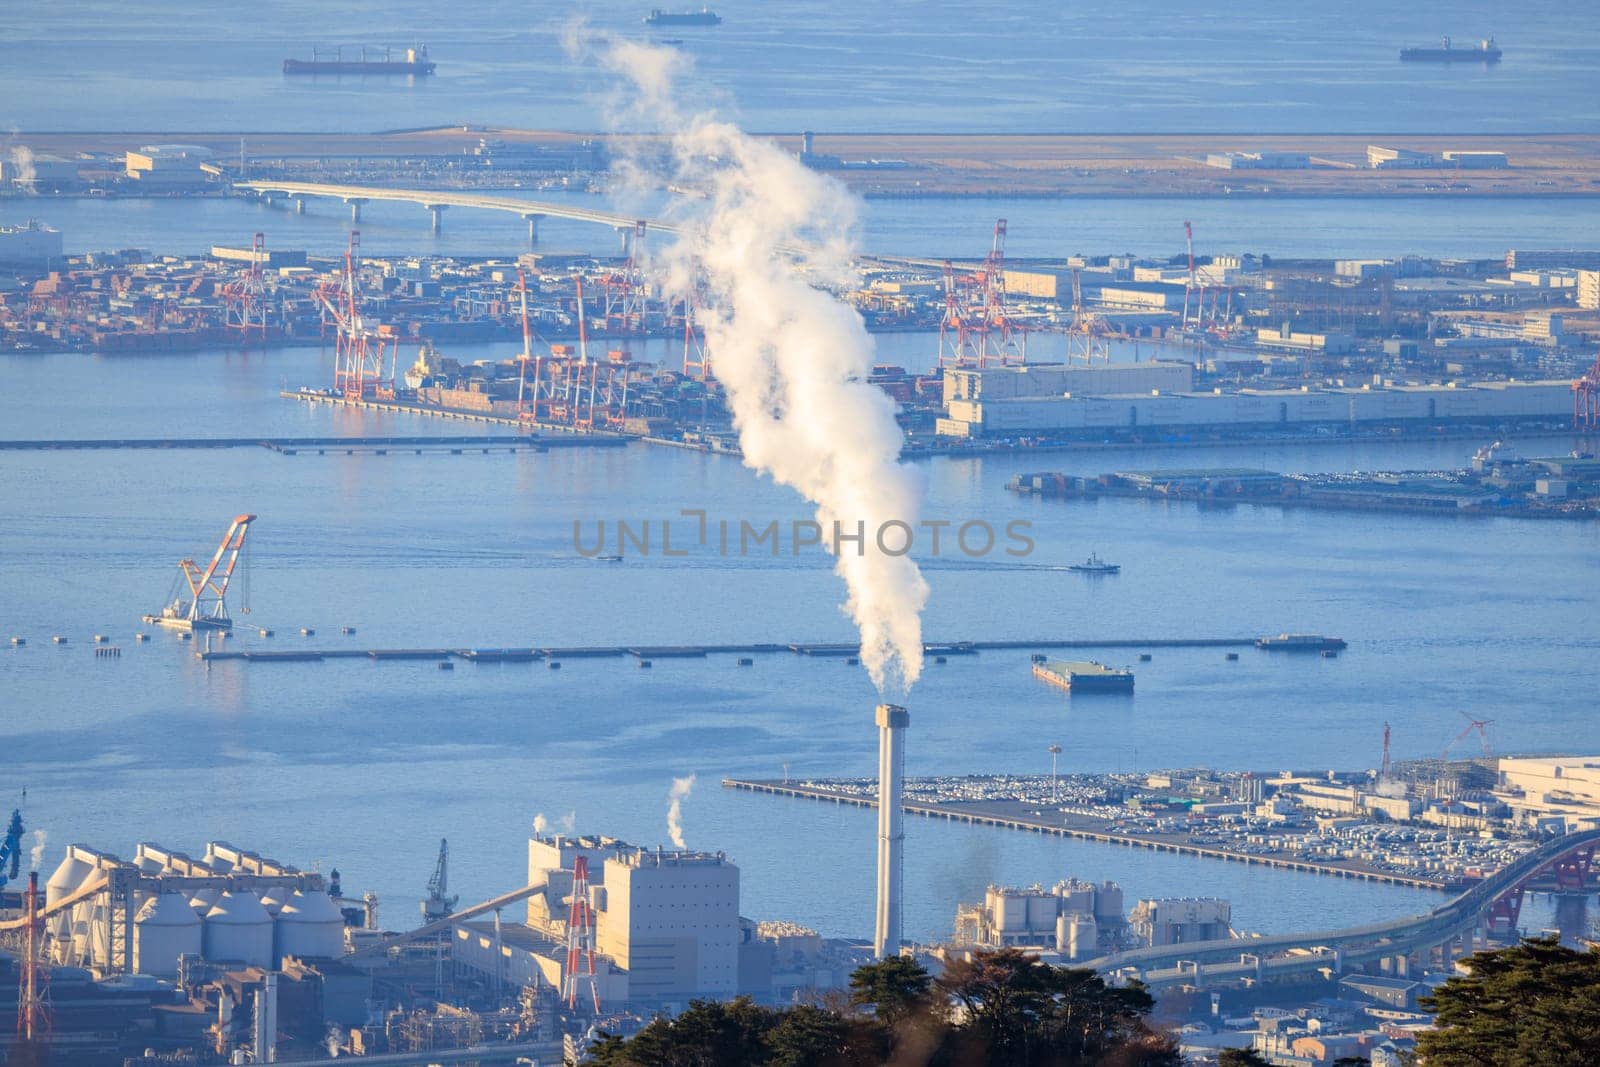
[874, 703, 908, 959]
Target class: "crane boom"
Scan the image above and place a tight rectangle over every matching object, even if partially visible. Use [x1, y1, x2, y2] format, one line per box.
[144, 514, 256, 632]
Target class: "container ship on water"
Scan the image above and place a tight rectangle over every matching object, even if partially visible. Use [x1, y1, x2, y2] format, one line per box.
[644, 8, 722, 27]
[1399, 36, 1501, 62]
[283, 45, 436, 75]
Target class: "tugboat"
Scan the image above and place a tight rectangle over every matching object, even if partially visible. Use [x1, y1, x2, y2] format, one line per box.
[1068, 553, 1120, 574]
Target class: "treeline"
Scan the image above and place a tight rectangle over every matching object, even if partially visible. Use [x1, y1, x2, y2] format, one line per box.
[584, 948, 1180, 1067]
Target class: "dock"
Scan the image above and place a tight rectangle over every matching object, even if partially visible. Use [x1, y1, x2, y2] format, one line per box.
[188, 634, 1315, 664]
[281, 390, 632, 439]
[722, 779, 1449, 892]
[0, 435, 573, 453]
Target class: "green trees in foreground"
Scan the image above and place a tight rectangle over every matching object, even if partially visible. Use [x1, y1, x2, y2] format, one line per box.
[584, 948, 1180, 1067]
[1416, 936, 1600, 1067]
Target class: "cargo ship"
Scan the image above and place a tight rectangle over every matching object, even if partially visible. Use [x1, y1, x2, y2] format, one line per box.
[1399, 36, 1501, 62]
[283, 45, 436, 75]
[644, 8, 722, 27]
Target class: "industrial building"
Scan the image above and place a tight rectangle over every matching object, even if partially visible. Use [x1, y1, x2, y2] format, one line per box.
[35, 840, 346, 979]
[1127, 898, 1233, 946]
[1441, 150, 1508, 169]
[0, 152, 81, 190]
[1495, 756, 1600, 831]
[942, 361, 1194, 405]
[124, 144, 215, 188]
[937, 378, 1574, 439]
[465, 832, 752, 1008]
[953, 881, 1130, 960]
[1578, 270, 1600, 310]
[1367, 145, 1437, 169]
[1204, 151, 1311, 170]
[1505, 249, 1600, 271]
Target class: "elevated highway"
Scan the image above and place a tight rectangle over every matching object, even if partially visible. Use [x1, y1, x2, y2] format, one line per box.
[234, 180, 676, 243]
[1084, 828, 1600, 990]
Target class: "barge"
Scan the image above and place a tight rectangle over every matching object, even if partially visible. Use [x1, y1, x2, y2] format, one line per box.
[1033, 659, 1135, 693]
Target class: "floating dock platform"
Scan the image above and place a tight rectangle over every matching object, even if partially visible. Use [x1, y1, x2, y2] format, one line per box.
[1033, 660, 1135, 693]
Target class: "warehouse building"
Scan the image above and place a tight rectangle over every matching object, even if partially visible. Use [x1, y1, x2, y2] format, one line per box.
[1495, 757, 1600, 831]
[125, 144, 215, 189]
[1440, 150, 1508, 169]
[1367, 145, 1436, 168]
[936, 379, 1573, 438]
[943, 361, 1194, 405]
[1204, 151, 1310, 170]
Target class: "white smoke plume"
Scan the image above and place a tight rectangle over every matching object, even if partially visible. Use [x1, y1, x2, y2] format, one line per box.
[559, 810, 577, 835]
[587, 38, 930, 693]
[29, 829, 47, 871]
[6, 141, 37, 193]
[667, 773, 696, 849]
[531, 813, 549, 836]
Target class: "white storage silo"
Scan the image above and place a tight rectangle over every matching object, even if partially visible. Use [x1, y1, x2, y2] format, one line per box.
[203, 891, 274, 967]
[258, 886, 289, 917]
[274, 890, 346, 962]
[45, 852, 92, 909]
[188, 887, 222, 916]
[71, 868, 110, 965]
[134, 892, 203, 978]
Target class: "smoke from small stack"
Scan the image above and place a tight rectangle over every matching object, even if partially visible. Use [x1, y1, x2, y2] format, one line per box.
[585, 35, 930, 695]
[531, 813, 549, 836]
[667, 773, 696, 849]
[6, 140, 38, 194]
[29, 829, 46, 871]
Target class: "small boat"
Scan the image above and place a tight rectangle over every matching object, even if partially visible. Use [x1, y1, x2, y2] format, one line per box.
[595, 554, 623, 562]
[1068, 553, 1120, 574]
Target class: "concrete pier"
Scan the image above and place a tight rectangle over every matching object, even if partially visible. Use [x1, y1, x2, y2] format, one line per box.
[724, 778, 1454, 892]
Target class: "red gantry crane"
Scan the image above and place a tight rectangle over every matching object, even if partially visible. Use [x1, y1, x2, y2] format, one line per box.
[143, 514, 256, 633]
[221, 232, 271, 339]
[1575, 344, 1600, 430]
[317, 230, 395, 400]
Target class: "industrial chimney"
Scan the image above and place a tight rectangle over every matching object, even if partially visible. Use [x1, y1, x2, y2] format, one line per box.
[874, 703, 908, 958]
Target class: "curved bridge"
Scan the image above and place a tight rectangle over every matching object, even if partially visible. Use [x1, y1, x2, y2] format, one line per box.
[1083, 828, 1600, 989]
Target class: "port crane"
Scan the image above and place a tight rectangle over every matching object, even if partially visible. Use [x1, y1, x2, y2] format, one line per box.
[143, 514, 255, 633]
[937, 219, 1028, 369]
[1, 808, 23, 892]
[1441, 712, 1495, 763]
[316, 230, 396, 400]
[221, 232, 272, 338]
[421, 838, 458, 922]
[1575, 344, 1600, 430]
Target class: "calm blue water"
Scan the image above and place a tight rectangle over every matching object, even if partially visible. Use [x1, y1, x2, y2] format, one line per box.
[3, 1, 1598, 133]
[2, 343, 1597, 941]
[4, 0, 1598, 946]
[8, 192, 1600, 262]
